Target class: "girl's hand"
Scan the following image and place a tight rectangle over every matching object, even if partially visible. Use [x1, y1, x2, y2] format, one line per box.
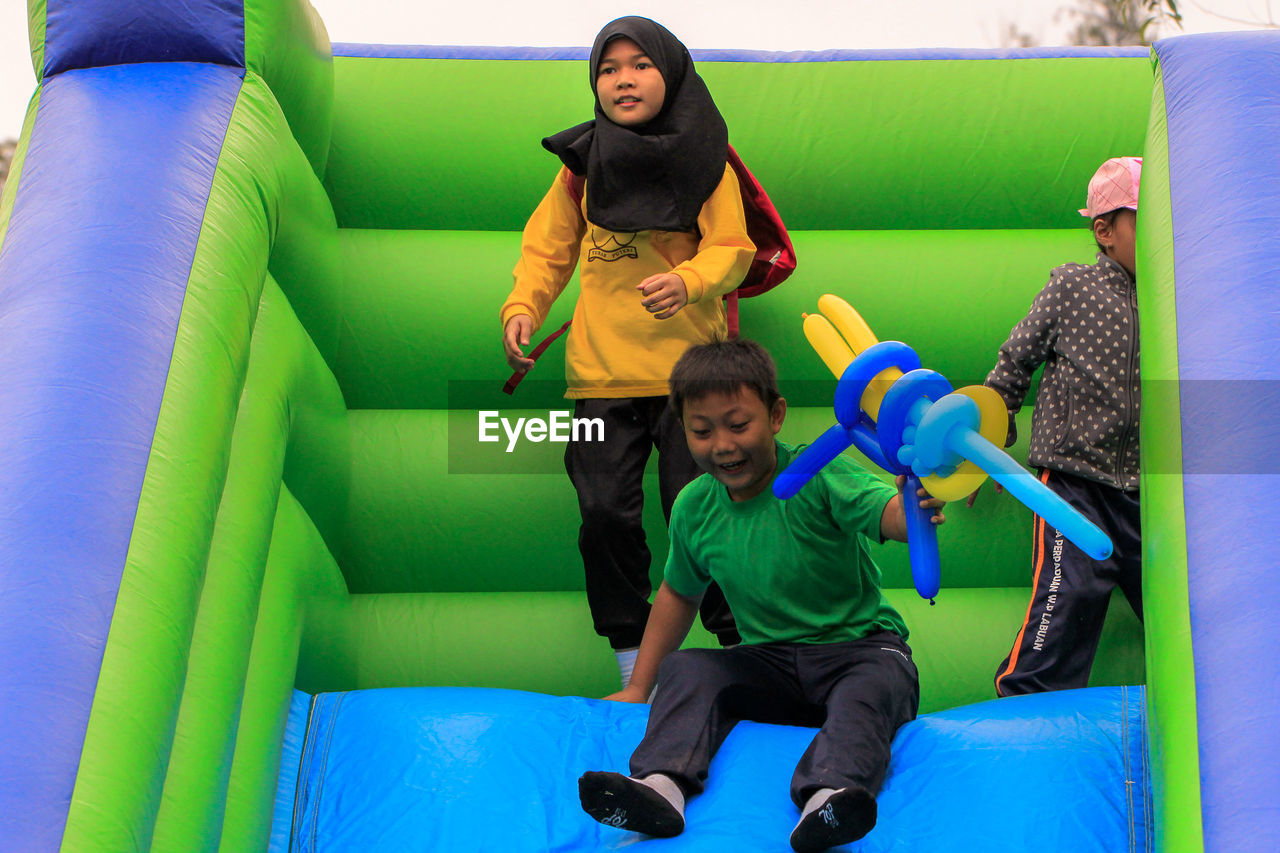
[637, 273, 688, 319]
[964, 480, 1004, 509]
[895, 474, 947, 525]
[503, 314, 536, 372]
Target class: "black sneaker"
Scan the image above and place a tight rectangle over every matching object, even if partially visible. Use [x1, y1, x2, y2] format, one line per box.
[578, 771, 685, 837]
[789, 787, 877, 852]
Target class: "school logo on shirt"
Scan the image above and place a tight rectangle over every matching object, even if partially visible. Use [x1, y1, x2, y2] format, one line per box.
[586, 228, 639, 262]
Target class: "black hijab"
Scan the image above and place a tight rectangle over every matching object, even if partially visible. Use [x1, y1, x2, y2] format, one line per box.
[542, 16, 729, 233]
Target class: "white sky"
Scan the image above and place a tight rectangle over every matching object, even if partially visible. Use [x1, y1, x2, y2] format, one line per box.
[0, 0, 1275, 140]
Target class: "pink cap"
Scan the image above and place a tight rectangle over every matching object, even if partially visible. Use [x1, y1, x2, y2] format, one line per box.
[1078, 156, 1142, 218]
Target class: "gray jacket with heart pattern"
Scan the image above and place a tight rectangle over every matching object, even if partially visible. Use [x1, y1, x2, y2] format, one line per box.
[985, 252, 1140, 492]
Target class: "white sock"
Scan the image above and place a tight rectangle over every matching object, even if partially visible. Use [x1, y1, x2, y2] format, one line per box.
[801, 787, 838, 818]
[637, 773, 686, 816]
[615, 647, 639, 688]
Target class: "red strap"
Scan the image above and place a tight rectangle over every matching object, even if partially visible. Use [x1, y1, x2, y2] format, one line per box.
[566, 171, 585, 206]
[726, 289, 740, 340]
[502, 320, 573, 395]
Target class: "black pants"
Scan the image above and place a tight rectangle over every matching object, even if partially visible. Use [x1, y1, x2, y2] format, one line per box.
[565, 397, 739, 650]
[995, 468, 1142, 696]
[630, 633, 919, 806]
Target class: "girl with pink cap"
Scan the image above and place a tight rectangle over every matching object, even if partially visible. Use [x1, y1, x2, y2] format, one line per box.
[978, 156, 1144, 697]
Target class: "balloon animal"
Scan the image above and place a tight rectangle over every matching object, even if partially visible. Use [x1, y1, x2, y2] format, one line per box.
[773, 294, 1113, 602]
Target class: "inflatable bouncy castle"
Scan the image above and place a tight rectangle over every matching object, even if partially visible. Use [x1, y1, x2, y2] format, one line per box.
[2, 1, 1278, 850]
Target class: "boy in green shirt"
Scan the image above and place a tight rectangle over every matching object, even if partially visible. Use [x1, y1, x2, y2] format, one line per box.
[578, 339, 944, 852]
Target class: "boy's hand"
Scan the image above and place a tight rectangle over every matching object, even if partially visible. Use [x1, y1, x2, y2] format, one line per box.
[603, 684, 649, 703]
[503, 314, 536, 372]
[895, 474, 946, 525]
[637, 273, 688, 319]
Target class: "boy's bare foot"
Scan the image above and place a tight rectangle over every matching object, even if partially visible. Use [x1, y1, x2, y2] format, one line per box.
[789, 786, 876, 852]
[578, 771, 685, 837]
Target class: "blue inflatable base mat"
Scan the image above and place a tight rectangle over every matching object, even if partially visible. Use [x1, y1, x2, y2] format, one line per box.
[271, 684, 1149, 852]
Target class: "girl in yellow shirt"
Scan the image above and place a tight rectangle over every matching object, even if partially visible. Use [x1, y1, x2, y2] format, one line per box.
[499, 16, 755, 684]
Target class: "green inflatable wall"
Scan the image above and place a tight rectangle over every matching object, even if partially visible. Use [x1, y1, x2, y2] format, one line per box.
[306, 49, 1149, 712]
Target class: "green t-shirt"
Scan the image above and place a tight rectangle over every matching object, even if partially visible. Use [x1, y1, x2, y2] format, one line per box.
[665, 442, 908, 645]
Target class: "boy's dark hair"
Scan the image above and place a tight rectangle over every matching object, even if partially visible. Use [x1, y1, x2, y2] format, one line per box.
[669, 338, 782, 417]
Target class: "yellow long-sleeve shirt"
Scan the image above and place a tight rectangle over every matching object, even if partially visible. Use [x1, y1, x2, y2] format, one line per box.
[501, 164, 755, 398]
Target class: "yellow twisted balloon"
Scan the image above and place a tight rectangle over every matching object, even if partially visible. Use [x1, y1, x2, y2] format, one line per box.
[803, 295, 1008, 502]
